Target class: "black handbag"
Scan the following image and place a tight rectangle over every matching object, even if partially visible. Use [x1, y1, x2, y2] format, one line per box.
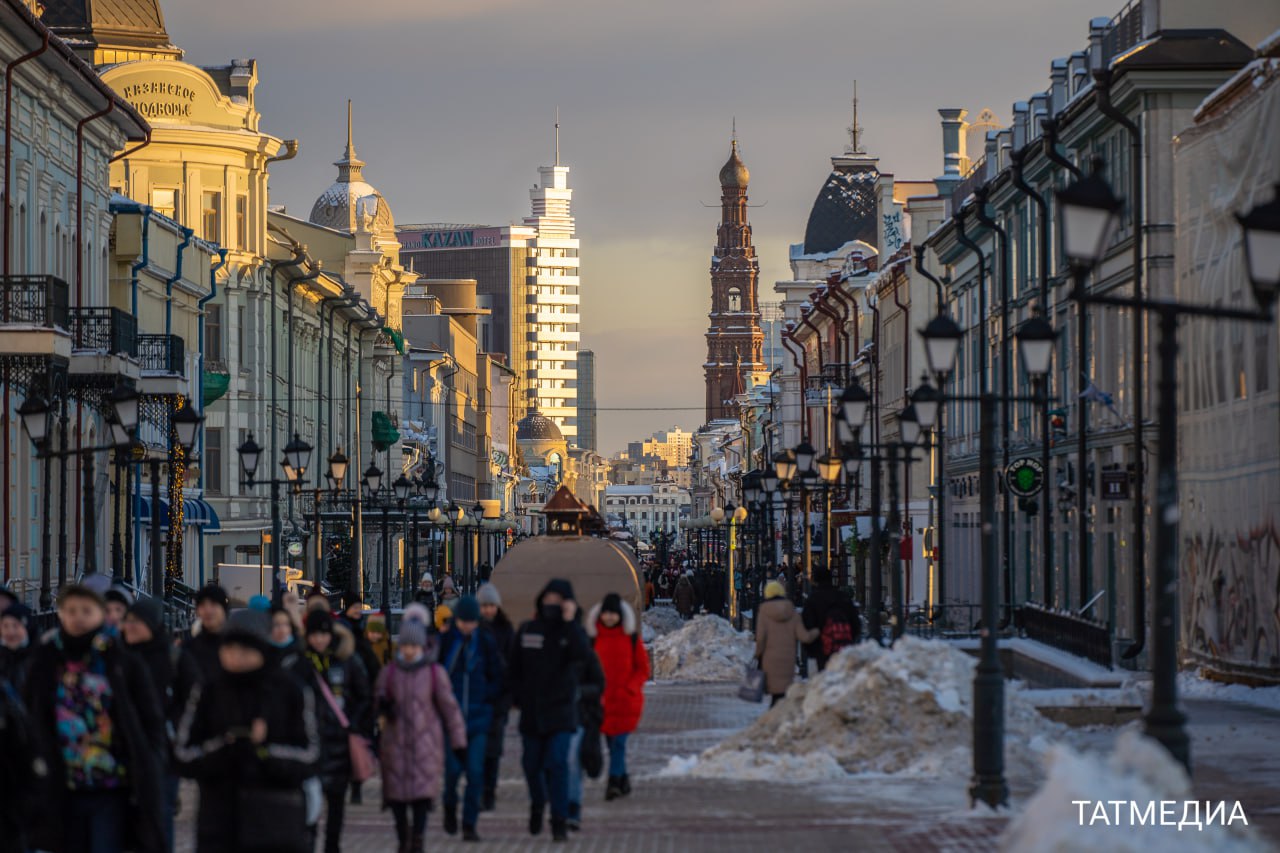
[236, 787, 309, 853]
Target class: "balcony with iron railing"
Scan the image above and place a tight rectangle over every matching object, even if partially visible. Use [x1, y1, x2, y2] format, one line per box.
[69, 307, 137, 357]
[0, 275, 73, 366]
[138, 333, 188, 396]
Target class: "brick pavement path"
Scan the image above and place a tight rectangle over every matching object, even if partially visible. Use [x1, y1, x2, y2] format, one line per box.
[176, 682, 1009, 852]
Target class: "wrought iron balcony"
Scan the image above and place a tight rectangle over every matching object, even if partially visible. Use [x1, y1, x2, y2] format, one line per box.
[137, 334, 185, 376]
[69, 307, 137, 358]
[0, 274, 69, 327]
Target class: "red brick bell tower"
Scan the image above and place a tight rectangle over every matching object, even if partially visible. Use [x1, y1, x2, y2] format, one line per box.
[704, 137, 765, 422]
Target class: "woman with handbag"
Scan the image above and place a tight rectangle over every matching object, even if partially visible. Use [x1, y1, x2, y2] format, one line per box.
[290, 609, 372, 853]
[375, 619, 467, 853]
[174, 609, 320, 853]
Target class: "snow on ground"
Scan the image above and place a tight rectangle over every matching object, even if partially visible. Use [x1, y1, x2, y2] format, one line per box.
[641, 606, 685, 644]
[649, 615, 754, 682]
[999, 730, 1270, 852]
[1174, 670, 1280, 713]
[663, 636, 1068, 783]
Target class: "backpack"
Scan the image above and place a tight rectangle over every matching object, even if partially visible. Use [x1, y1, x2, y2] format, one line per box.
[820, 604, 857, 658]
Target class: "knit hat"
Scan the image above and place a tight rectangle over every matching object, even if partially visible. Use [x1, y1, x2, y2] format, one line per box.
[194, 584, 230, 611]
[398, 619, 428, 648]
[434, 604, 452, 633]
[223, 608, 272, 653]
[403, 602, 432, 626]
[419, 574, 433, 588]
[366, 613, 387, 634]
[441, 576, 457, 595]
[764, 581, 786, 600]
[453, 595, 480, 623]
[540, 578, 575, 603]
[476, 583, 502, 607]
[127, 598, 165, 637]
[600, 593, 622, 616]
[1, 603, 33, 633]
[304, 609, 334, 636]
[248, 595, 272, 613]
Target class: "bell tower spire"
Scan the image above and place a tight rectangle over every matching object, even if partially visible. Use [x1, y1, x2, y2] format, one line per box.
[336, 99, 365, 183]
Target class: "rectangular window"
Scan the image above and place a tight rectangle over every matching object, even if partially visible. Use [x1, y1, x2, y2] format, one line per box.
[236, 305, 246, 366]
[206, 304, 224, 362]
[206, 428, 224, 495]
[213, 545, 227, 567]
[202, 191, 221, 242]
[235, 195, 248, 249]
[151, 188, 178, 221]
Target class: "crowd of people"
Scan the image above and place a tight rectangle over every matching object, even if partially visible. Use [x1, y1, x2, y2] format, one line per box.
[0, 572, 649, 853]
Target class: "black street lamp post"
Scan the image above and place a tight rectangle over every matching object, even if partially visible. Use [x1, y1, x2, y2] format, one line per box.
[1058, 170, 1280, 771]
[237, 431, 313, 602]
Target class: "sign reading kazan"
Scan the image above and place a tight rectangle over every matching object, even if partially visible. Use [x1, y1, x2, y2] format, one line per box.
[400, 228, 503, 250]
[1005, 458, 1045, 497]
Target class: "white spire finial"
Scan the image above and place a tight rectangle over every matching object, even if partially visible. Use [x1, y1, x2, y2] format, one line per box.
[336, 99, 364, 182]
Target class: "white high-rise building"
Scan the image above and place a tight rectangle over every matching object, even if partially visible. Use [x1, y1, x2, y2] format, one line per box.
[523, 153, 581, 441]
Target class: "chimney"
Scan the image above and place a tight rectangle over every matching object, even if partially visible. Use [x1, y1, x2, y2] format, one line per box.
[996, 128, 1013, 171]
[229, 59, 256, 106]
[1089, 17, 1110, 69]
[1012, 101, 1029, 151]
[937, 108, 969, 194]
[1049, 58, 1069, 116]
[983, 131, 999, 180]
[1029, 93, 1049, 142]
[1070, 51, 1089, 96]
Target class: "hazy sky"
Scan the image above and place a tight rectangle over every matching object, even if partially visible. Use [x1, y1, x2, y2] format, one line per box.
[164, 0, 1118, 456]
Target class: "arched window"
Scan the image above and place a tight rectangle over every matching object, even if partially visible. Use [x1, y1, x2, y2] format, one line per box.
[727, 287, 742, 312]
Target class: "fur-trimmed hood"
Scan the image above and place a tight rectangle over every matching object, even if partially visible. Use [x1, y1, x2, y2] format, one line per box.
[332, 622, 356, 661]
[585, 600, 637, 637]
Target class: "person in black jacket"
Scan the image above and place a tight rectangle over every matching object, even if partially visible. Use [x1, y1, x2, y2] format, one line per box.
[508, 578, 591, 842]
[22, 583, 167, 853]
[801, 566, 861, 671]
[0, 603, 33, 691]
[0, 673, 36, 853]
[123, 597, 202, 852]
[290, 608, 371, 853]
[174, 608, 320, 853]
[565, 621, 605, 832]
[476, 582, 514, 812]
[183, 584, 229, 683]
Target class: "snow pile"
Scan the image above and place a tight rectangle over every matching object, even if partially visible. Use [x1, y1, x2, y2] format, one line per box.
[1175, 670, 1280, 712]
[649, 615, 754, 682]
[641, 606, 685, 644]
[1000, 730, 1269, 852]
[668, 636, 1064, 782]
[660, 749, 848, 783]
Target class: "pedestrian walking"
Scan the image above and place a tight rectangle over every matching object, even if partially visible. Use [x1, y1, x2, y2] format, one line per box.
[476, 582, 515, 812]
[673, 571, 697, 619]
[183, 584, 229, 683]
[269, 603, 301, 657]
[22, 583, 167, 853]
[413, 574, 437, 612]
[338, 599, 378, 806]
[122, 597, 201, 852]
[755, 581, 818, 706]
[440, 576, 460, 612]
[291, 609, 372, 853]
[801, 566, 860, 671]
[508, 579, 592, 841]
[566, 611, 605, 832]
[587, 593, 649, 801]
[375, 619, 467, 853]
[103, 585, 132, 633]
[0, 603, 33, 691]
[0, 667, 37, 853]
[174, 608, 320, 853]
[364, 612, 392, 669]
[439, 595, 504, 841]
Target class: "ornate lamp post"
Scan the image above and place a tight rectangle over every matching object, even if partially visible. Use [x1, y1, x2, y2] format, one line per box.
[237, 430, 311, 601]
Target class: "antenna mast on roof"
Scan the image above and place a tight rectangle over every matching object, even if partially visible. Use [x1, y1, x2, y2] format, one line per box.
[555, 107, 560, 166]
[847, 81, 865, 154]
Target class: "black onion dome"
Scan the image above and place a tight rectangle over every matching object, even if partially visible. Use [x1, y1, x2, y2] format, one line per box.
[516, 410, 563, 442]
[801, 164, 880, 256]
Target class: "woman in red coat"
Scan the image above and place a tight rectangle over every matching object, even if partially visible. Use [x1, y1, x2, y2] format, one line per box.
[586, 593, 649, 801]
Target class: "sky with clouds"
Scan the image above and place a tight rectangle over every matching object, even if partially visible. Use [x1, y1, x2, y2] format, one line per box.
[164, 0, 1119, 456]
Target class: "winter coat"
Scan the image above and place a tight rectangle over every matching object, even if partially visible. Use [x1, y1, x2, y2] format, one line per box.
[22, 630, 167, 853]
[438, 625, 504, 735]
[288, 624, 371, 791]
[375, 656, 466, 802]
[173, 663, 319, 853]
[801, 584, 861, 666]
[181, 627, 223, 685]
[0, 678, 36, 853]
[754, 598, 818, 697]
[673, 577, 697, 617]
[0, 644, 30, 693]
[508, 597, 592, 737]
[586, 602, 649, 737]
[128, 635, 202, 734]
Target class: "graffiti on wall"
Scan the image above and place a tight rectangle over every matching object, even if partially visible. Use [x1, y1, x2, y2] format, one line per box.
[1182, 520, 1280, 673]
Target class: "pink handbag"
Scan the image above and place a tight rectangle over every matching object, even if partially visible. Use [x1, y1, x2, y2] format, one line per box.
[315, 674, 378, 783]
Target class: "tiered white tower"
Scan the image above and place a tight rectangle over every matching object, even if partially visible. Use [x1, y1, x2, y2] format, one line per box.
[522, 132, 581, 441]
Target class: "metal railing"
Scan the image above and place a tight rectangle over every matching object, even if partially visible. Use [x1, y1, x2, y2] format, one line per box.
[1102, 0, 1144, 64]
[951, 155, 988, 208]
[69, 307, 137, 357]
[0, 274, 69, 327]
[1016, 602, 1112, 668]
[137, 333, 185, 375]
[901, 603, 1003, 640]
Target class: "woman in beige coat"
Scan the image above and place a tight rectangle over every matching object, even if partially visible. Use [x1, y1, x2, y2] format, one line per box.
[754, 582, 819, 706]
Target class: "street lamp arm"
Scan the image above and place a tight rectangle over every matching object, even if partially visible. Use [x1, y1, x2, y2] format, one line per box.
[1073, 288, 1273, 324]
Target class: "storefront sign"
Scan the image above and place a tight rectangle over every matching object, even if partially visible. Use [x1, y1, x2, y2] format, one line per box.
[1005, 458, 1045, 497]
[1101, 470, 1130, 500]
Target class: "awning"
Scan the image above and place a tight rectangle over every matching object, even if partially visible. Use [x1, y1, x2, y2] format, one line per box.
[134, 496, 220, 532]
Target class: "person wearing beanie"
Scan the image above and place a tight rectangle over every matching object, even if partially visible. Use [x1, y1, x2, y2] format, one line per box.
[402, 602, 432, 628]
[508, 578, 591, 841]
[185, 584, 230, 684]
[375, 605, 466, 853]
[801, 565, 860, 672]
[438, 596, 504, 840]
[103, 585, 133, 630]
[0, 603, 33, 689]
[756, 578, 818, 707]
[673, 570, 697, 620]
[364, 613, 391, 670]
[21, 584, 166, 853]
[248, 594, 272, 613]
[413, 574, 437, 610]
[439, 576, 460, 612]
[174, 603, 319, 853]
[475, 583, 515, 812]
[290, 604, 371, 853]
[587, 593, 649, 801]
